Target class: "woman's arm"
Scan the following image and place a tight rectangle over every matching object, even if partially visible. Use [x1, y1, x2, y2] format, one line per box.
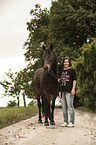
[71, 80, 76, 96]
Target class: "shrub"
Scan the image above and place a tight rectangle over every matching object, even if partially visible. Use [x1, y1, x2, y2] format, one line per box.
[7, 100, 17, 107]
[73, 38, 96, 111]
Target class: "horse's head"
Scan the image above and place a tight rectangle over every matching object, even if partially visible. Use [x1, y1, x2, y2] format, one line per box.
[43, 44, 57, 72]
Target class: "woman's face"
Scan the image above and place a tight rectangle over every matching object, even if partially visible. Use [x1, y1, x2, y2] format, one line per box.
[64, 59, 69, 68]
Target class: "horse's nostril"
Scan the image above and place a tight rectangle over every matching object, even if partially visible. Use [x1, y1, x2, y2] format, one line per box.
[44, 67, 48, 71]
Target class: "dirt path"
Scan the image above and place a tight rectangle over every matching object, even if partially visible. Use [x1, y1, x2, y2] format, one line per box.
[0, 109, 96, 145]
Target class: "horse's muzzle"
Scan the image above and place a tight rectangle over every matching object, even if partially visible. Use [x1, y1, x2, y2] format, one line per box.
[43, 64, 50, 71]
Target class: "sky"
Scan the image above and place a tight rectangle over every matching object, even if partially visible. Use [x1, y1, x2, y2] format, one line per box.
[0, 0, 53, 107]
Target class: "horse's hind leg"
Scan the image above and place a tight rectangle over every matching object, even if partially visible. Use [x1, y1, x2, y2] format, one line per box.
[37, 98, 42, 123]
[35, 92, 42, 123]
[41, 96, 44, 117]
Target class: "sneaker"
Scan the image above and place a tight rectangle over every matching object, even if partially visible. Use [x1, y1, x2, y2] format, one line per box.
[67, 123, 74, 127]
[61, 122, 68, 127]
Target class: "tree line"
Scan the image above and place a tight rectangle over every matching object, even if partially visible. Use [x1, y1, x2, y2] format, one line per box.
[0, 0, 96, 110]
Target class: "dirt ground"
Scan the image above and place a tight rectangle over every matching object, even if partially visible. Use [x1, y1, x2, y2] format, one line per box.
[0, 108, 96, 145]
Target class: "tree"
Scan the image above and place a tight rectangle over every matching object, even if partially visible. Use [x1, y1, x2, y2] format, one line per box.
[73, 38, 96, 111]
[49, 0, 96, 48]
[0, 68, 32, 107]
[0, 69, 21, 107]
[24, 4, 50, 62]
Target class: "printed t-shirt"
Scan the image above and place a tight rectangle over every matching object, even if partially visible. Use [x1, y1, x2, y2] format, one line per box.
[60, 68, 76, 93]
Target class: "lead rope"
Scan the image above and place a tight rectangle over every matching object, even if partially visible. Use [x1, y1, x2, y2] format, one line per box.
[48, 70, 58, 80]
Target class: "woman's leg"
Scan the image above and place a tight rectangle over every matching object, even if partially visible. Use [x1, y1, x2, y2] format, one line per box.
[66, 93, 75, 124]
[61, 92, 68, 123]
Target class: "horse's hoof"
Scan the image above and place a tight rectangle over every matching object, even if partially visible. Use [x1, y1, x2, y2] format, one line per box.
[44, 121, 49, 126]
[38, 120, 42, 123]
[50, 121, 55, 125]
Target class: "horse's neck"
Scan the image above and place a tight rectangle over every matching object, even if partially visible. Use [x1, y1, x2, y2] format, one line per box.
[51, 62, 58, 75]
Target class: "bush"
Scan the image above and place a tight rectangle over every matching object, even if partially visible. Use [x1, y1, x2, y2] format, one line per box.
[73, 38, 96, 111]
[28, 99, 37, 106]
[7, 100, 17, 107]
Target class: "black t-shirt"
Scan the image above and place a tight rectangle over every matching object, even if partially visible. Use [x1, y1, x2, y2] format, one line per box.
[60, 68, 76, 93]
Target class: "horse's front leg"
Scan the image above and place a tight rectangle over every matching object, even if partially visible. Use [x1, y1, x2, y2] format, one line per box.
[44, 116, 49, 126]
[50, 98, 56, 125]
[43, 97, 49, 126]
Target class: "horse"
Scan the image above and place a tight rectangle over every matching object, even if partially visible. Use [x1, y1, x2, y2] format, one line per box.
[33, 44, 58, 126]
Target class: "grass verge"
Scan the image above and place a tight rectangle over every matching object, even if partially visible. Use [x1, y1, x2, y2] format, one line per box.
[0, 106, 38, 129]
[75, 106, 96, 113]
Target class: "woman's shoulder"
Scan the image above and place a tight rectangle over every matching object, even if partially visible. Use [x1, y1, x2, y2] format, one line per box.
[69, 67, 76, 71]
[69, 68, 76, 75]
[65, 68, 76, 73]
[64, 67, 71, 70]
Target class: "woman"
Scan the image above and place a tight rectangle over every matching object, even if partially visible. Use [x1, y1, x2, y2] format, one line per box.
[58, 57, 76, 127]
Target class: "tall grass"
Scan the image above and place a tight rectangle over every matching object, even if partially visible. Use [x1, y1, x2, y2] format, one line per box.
[0, 106, 38, 129]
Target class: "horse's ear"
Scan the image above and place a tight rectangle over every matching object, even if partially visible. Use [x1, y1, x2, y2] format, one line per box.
[43, 45, 45, 50]
[50, 44, 53, 50]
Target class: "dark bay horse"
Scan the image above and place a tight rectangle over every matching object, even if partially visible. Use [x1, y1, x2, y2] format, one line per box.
[33, 44, 58, 126]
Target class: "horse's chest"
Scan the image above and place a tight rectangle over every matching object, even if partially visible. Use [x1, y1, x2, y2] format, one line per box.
[42, 77, 57, 94]
[42, 76, 55, 85]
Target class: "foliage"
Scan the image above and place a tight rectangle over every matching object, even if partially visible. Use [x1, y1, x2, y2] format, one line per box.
[0, 63, 38, 106]
[49, 0, 96, 49]
[28, 99, 37, 107]
[0, 69, 16, 97]
[24, 4, 50, 62]
[0, 106, 38, 129]
[73, 38, 96, 111]
[7, 100, 17, 107]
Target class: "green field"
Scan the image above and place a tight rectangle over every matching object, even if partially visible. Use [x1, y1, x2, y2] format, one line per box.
[0, 106, 38, 129]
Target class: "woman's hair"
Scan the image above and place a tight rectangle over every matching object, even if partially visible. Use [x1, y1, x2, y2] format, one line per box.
[61, 57, 72, 67]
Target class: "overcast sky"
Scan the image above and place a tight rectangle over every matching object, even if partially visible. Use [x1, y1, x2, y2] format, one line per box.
[0, 0, 52, 107]
[0, 0, 52, 59]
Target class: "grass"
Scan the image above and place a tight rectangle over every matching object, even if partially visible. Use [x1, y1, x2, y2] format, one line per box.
[0, 106, 38, 129]
[75, 106, 96, 113]
[0, 105, 95, 129]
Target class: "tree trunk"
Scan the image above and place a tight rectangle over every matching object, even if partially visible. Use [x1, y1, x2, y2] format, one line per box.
[17, 96, 20, 107]
[23, 93, 26, 107]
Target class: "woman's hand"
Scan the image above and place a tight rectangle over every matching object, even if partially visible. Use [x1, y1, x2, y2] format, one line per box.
[71, 80, 76, 96]
[71, 89, 75, 96]
[58, 78, 61, 82]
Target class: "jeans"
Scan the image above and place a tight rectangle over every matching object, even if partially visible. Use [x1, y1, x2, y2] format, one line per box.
[61, 92, 75, 124]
